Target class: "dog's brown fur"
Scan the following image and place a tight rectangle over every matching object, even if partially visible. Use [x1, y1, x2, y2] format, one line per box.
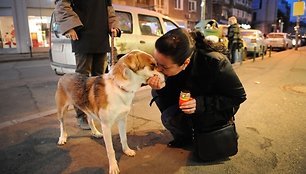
[55, 50, 164, 174]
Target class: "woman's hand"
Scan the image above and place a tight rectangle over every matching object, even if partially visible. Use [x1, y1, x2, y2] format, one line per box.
[147, 75, 165, 89]
[180, 98, 196, 114]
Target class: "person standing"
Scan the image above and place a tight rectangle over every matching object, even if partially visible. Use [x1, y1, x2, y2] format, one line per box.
[147, 28, 246, 159]
[54, 0, 121, 129]
[227, 16, 243, 64]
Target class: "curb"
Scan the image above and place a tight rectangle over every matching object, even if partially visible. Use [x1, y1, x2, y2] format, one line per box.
[0, 85, 152, 130]
[0, 53, 49, 63]
[0, 109, 57, 130]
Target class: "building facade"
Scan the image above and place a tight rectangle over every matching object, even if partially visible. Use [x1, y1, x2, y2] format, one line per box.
[211, 0, 253, 25]
[0, 0, 203, 54]
[252, 0, 291, 34]
[0, 0, 54, 54]
[113, 0, 202, 29]
[0, 0, 261, 55]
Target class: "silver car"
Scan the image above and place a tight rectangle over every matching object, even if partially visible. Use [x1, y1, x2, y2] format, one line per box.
[240, 29, 267, 56]
[266, 32, 293, 50]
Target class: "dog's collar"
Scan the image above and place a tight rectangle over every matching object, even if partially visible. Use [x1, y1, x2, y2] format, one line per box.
[112, 78, 134, 93]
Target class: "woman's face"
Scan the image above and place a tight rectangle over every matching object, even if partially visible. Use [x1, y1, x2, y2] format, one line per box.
[153, 49, 189, 77]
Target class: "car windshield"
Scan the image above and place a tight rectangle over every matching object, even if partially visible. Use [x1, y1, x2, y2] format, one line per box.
[267, 34, 284, 38]
[241, 31, 256, 37]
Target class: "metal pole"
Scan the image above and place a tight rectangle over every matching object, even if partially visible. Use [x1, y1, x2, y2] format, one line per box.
[111, 32, 115, 67]
[239, 48, 243, 65]
[295, 16, 300, 50]
[261, 45, 264, 60]
[29, 45, 32, 58]
[295, 0, 301, 51]
[253, 46, 256, 62]
[200, 0, 206, 22]
[269, 45, 272, 57]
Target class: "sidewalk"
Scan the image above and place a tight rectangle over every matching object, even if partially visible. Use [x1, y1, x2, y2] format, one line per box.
[1, 48, 305, 174]
[0, 87, 214, 174]
[0, 52, 49, 63]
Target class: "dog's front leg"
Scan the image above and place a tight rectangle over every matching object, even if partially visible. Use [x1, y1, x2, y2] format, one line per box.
[101, 122, 120, 174]
[118, 116, 136, 157]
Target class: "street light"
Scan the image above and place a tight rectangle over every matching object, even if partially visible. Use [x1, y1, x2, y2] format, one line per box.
[278, 19, 284, 33]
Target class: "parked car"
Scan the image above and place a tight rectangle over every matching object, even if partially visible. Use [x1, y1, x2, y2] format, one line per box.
[265, 32, 293, 50]
[194, 20, 248, 61]
[291, 35, 302, 47]
[240, 29, 267, 56]
[49, 4, 179, 75]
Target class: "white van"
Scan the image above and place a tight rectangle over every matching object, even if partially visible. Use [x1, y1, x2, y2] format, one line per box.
[49, 4, 179, 74]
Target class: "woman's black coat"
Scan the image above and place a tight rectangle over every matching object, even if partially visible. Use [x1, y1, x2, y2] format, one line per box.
[154, 49, 247, 132]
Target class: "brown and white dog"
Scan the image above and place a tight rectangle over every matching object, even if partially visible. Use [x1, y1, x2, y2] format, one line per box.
[55, 50, 165, 174]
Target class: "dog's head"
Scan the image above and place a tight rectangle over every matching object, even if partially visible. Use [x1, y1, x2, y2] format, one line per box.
[111, 50, 165, 85]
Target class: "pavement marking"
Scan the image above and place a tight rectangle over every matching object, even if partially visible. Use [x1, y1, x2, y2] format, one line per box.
[0, 109, 57, 129]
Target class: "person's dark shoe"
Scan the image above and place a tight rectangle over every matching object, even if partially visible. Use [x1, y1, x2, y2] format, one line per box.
[167, 138, 193, 148]
[77, 117, 90, 130]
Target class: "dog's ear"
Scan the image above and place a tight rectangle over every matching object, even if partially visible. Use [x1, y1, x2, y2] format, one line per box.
[124, 51, 142, 72]
[112, 62, 128, 81]
[122, 66, 133, 79]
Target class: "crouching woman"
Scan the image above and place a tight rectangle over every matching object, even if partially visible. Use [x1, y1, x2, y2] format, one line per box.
[147, 28, 247, 161]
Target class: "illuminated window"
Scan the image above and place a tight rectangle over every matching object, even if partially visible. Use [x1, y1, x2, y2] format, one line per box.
[28, 16, 51, 48]
[0, 16, 16, 49]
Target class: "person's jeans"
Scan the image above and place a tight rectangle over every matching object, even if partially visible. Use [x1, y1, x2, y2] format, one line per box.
[74, 53, 107, 118]
[161, 105, 194, 140]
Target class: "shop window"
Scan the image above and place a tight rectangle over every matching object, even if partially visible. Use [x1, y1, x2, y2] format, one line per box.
[28, 16, 51, 48]
[0, 16, 16, 49]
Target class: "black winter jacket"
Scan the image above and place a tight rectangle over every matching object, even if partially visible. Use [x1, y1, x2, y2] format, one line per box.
[155, 49, 247, 132]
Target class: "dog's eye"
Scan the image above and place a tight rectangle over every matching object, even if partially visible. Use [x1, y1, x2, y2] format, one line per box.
[150, 63, 156, 70]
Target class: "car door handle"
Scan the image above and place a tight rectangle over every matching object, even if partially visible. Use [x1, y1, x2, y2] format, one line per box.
[140, 40, 146, 44]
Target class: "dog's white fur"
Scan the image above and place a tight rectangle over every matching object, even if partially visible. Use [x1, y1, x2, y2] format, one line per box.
[55, 50, 164, 174]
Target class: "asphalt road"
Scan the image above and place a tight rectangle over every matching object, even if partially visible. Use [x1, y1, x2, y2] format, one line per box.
[0, 48, 306, 174]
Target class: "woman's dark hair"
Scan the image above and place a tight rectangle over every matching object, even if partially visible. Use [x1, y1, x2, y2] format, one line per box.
[155, 28, 228, 66]
[155, 28, 194, 66]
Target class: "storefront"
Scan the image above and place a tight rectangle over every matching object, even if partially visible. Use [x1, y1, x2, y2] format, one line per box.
[0, 0, 54, 54]
[0, 16, 16, 49]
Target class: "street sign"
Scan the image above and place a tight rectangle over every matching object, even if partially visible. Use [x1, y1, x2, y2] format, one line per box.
[293, 1, 305, 16]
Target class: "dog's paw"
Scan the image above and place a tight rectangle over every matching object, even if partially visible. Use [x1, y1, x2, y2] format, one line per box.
[109, 162, 120, 174]
[57, 137, 67, 145]
[92, 131, 103, 138]
[124, 148, 136, 157]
